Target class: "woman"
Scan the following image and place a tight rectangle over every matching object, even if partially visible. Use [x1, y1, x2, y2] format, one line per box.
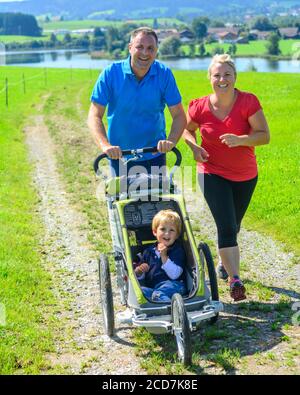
[183, 54, 270, 301]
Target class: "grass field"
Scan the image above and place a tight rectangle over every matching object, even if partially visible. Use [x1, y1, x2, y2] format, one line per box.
[0, 67, 94, 374]
[38, 17, 183, 31]
[182, 39, 300, 57]
[0, 66, 299, 373]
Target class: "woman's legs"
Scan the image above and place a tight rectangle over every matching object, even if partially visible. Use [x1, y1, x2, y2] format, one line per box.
[200, 173, 239, 278]
[199, 173, 257, 300]
[218, 245, 240, 279]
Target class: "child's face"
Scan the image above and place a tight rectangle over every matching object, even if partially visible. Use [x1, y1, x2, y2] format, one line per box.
[153, 221, 178, 247]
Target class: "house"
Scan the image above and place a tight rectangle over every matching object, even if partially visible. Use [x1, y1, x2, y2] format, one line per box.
[179, 29, 195, 43]
[206, 27, 240, 43]
[218, 31, 239, 43]
[279, 27, 299, 39]
[155, 29, 179, 44]
[53, 29, 71, 35]
[71, 29, 95, 35]
[249, 30, 272, 40]
[236, 36, 249, 44]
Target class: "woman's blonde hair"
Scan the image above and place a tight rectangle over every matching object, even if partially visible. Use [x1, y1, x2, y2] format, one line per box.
[207, 53, 237, 79]
[152, 209, 182, 235]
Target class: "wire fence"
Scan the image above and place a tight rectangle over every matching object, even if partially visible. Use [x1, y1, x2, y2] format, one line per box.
[0, 66, 98, 107]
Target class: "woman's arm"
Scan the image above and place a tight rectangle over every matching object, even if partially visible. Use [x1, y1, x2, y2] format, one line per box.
[220, 109, 270, 147]
[182, 113, 209, 162]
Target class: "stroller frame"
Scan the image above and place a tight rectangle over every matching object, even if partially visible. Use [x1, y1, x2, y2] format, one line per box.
[94, 147, 223, 365]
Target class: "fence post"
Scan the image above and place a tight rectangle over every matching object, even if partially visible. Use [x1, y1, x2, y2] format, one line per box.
[22, 73, 26, 94]
[5, 78, 8, 107]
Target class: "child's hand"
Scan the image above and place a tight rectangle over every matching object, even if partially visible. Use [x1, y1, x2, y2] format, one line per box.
[157, 243, 168, 258]
[135, 263, 149, 276]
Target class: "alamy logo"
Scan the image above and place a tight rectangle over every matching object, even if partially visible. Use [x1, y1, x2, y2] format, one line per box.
[0, 303, 6, 326]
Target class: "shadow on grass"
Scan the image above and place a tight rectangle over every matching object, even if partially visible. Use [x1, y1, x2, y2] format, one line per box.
[131, 281, 299, 374]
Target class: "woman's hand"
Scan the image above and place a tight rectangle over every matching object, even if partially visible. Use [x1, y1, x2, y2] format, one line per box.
[219, 134, 241, 148]
[192, 145, 209, 163]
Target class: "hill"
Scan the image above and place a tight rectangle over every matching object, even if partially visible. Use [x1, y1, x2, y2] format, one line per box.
[0, 0, 299, 21]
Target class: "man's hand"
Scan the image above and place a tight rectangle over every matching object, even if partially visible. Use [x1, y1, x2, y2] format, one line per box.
[157, 139, 175, 153]
[135, 263, 150, 276]
[102, 144, 122, 159]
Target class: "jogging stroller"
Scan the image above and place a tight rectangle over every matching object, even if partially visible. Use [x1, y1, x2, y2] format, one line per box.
[93, 146, 223, 366]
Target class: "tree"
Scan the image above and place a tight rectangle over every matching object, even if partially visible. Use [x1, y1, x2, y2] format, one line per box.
[63, 33, 72, 44]
[199, 42, 206, 57]
[189, 43, 195, 57]
[50, 33, 57, 45]
[192, 17, 208, 40]
[94, 27, 104, 38]
[228, 43, 237, 56]
[251, 16, 276, 31]
[266, 32, 281, 55]
[211, 46, 224, 55]
[159, 36, 181, 56]
[105, 26, 120, 53]
[0, 12, 42, 36]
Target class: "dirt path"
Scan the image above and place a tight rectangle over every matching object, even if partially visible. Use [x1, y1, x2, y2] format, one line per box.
[24, 92, 300, 375]
[25, 110, 146, 375]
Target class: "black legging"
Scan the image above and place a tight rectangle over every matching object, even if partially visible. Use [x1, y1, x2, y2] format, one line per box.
[198, 173, 258, 249]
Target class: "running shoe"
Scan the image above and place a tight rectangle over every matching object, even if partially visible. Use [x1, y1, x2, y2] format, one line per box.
[217, 262, 228, 280]
[229, 276, 246, 302]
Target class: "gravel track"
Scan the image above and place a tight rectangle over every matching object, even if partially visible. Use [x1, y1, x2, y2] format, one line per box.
[25, 113, 145, 375]
[24, 99, 299, 374]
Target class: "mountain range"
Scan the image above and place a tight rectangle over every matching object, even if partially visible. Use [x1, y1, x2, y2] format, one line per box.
[0, 0, 299, 20]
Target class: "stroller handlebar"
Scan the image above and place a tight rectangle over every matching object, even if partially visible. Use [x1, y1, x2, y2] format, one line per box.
[93, 146, 182, 175]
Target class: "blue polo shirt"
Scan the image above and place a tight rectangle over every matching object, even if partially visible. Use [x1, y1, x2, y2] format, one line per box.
[90, 57, 181, 159]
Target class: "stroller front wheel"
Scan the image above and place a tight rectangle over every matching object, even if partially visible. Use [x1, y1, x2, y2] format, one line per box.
[99, 254, 115, 337]
[171, 293, 192, 366]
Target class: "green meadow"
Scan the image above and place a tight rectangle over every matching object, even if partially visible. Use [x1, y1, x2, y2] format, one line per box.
[0, 66, 299, 373]
[38, 17, 183, 31]
[182, 39, 300, 57]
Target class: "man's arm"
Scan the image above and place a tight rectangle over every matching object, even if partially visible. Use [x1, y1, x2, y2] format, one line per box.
[157, 103, 187, 153]
[87, 102, 122, 159]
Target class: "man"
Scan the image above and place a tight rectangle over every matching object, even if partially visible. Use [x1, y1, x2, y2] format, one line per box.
[88, 27, 186, 176]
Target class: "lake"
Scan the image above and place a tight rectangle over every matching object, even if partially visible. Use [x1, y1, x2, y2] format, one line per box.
[1, 49, 300, 73]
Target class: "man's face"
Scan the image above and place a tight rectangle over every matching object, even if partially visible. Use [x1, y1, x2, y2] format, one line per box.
[129, 33, 158, 75]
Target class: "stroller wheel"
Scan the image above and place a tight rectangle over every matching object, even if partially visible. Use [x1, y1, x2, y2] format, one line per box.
[171, 293, 192, 366]
[99, 254, 115, 337]
[198, 242, 219, 324]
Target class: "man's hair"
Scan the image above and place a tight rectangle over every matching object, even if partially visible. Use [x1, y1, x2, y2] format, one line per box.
[130, 27, 158, 46]
[152, 210, 182, 235]
[207, 53, 237, 78]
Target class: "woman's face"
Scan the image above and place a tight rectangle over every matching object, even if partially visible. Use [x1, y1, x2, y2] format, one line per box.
[209, 62, 236, 95]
